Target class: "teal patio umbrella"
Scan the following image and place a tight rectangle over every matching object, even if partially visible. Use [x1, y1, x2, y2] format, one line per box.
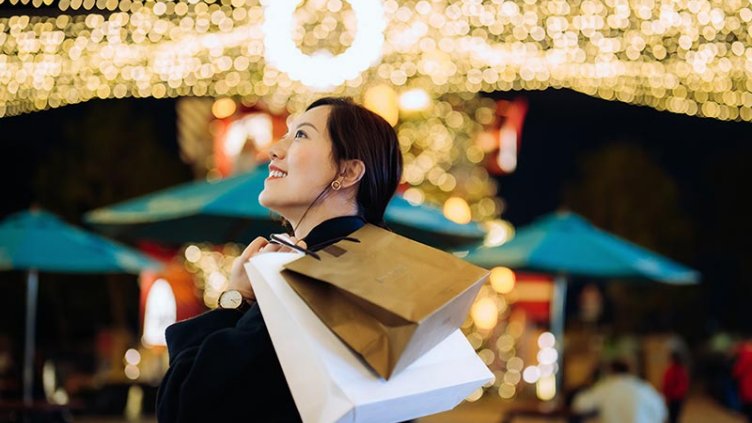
[86, 165, 486, 248]
[0, 209, 161, 405]
[385, 195, 485, 248]
[465, 211, 699, 283]
[463, 211, 699, 392]
[85, 168, 284, 245]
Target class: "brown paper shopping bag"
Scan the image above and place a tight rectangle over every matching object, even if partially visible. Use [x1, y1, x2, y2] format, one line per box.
[281, 224, 489, 379]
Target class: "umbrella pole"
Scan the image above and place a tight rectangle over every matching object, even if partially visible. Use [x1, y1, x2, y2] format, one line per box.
[550, 275, 567, 398]
[23, 269, 38, 406]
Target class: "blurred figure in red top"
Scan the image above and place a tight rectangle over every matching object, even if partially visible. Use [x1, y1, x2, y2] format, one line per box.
[663, 351, 690, 423]
[734, 341, 752, 422]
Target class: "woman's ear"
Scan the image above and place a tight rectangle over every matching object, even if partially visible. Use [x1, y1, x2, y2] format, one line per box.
[338, 159, 366, 189]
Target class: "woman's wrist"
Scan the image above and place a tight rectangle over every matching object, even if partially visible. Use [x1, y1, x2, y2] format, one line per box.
[242, 292, 256, 304]
[235, 288, 255, 303]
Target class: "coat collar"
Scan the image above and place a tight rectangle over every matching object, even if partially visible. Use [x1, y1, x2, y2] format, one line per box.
[301, 215, 367, 251]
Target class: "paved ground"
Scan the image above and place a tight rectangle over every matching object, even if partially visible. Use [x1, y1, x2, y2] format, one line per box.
[417, 393, 747, 423]
[70, 393, 747, 423]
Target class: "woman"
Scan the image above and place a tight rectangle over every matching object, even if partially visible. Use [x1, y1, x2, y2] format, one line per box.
[156, 97, 403, 422]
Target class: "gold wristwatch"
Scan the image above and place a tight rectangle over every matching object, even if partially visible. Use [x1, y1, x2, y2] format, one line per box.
[217, 289, 252, 311]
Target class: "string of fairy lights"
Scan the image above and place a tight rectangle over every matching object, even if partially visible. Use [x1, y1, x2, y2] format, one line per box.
[1, 0, 752, 120]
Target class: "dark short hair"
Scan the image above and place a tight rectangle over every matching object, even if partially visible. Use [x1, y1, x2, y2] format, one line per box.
[306, 97, 403, 227]
[610, 359, 630, 374]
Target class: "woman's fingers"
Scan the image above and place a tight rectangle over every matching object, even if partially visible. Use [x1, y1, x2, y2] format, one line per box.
[240, 236, 269, 260]
[272, 236, 309, 254]
[228, 238, 267, 300]
[227, 235, 309, 302]
[260, 243, 284, 253]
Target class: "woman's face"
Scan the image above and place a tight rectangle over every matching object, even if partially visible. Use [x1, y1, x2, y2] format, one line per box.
[258, 105, 339, 218]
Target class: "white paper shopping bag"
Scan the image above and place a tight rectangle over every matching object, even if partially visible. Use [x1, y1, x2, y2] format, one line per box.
[245, 252, 493, 423]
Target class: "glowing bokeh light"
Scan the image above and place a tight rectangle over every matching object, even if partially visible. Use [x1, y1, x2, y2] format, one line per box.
[443, 197, 472, 224]
[212, 98, 236, 119]
[364, 84, 399, 126]
[124, 348, 141, 366]
[490, 266, 515, 294]
[470, 297, 498, 330]
[536, 374, 557, 401]
[399, 88, 431, 112]
[523, 366, 541, 384]
[538, 332, 556, 349]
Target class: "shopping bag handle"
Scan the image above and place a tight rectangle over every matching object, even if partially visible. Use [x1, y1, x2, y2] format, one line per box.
[308, 235, 360, 252]
[269, 234, 322, 260]
[269, 234, 361, 260]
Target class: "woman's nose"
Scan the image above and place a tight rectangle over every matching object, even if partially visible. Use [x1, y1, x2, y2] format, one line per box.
[268, 137, 289, 160]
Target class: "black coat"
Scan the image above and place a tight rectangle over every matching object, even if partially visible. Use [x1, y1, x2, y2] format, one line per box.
[156, 216, 367, 423]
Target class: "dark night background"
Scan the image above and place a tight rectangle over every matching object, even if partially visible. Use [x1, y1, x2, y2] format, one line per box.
[494, 90, 751, 340]
[1, 89, 751, 359]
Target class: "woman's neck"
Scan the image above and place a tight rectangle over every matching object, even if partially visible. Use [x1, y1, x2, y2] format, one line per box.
[286, 199, 359, 240]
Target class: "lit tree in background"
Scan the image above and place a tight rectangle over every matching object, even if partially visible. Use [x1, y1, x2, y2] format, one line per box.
[391, 92, 502, 223]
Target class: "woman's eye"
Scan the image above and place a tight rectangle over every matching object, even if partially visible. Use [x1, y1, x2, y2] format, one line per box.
[294, 129, 307, 139]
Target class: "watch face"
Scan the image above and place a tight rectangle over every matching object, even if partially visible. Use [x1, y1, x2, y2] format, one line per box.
[220, 290, 243, 309]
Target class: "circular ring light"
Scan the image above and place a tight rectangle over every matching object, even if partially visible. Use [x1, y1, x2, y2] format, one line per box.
[262, 0, 386, 89]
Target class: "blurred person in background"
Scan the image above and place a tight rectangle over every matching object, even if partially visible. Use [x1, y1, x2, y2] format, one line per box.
[572, 359, 667, 423]
[734, 340, 752, 422]
[662, 351, 689, 423]
[565, 366, 602, 423]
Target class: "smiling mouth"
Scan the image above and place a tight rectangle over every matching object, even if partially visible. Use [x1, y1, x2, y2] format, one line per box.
[268, 169, 288, 179]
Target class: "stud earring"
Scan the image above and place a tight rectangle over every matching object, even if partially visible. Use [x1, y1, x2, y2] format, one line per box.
[331, 180, 342, 190]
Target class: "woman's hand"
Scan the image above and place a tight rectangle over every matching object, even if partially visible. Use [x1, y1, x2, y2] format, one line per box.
[227, 235, 307, 302]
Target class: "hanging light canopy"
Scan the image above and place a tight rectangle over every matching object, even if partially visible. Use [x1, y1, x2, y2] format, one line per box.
[1, 0, 751, 120]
